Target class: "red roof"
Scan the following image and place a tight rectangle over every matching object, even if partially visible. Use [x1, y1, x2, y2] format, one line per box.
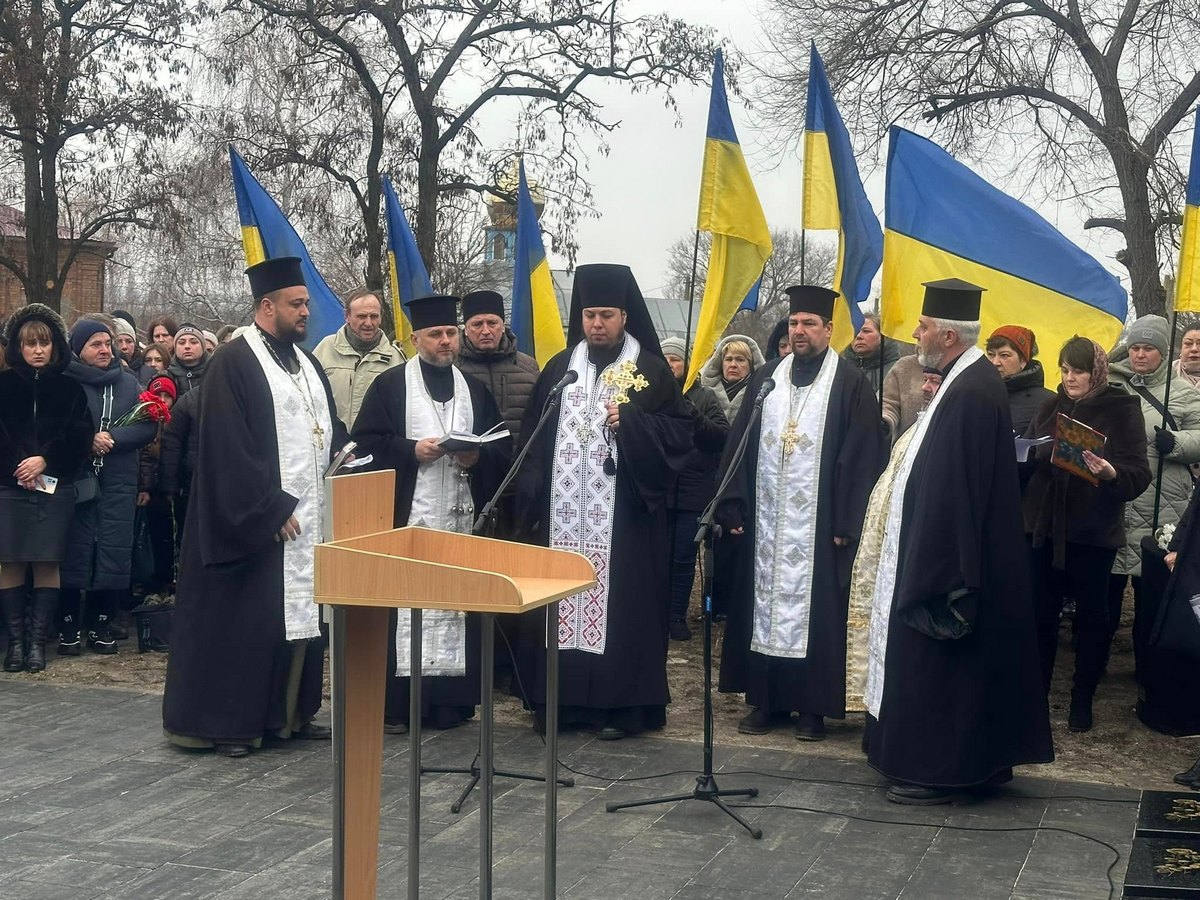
[0, 203, 113, 245]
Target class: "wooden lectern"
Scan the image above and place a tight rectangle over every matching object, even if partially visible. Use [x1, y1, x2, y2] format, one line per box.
[316, 470, 596, 900]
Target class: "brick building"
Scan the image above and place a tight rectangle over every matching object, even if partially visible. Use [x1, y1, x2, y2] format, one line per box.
[0, 204, 117, 324]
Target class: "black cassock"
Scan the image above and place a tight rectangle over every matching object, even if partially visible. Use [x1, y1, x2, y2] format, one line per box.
[163, 336, 348, 745]
[352, 360, 506, 727]
[717, 352, 887, 718]
[864, 354, 1053, 787]
[515, 342, 692, 734]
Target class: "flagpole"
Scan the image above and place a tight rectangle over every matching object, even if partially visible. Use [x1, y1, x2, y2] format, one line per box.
[683, 229, 702, 349]
[1151, 310, 1179, 533]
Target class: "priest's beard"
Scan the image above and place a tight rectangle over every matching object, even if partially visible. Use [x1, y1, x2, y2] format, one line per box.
[916, 344, 944, 368]
[417, 348, 455, 367]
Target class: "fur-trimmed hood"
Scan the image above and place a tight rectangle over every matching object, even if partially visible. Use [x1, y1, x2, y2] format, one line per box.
[4, 303, 71, 376]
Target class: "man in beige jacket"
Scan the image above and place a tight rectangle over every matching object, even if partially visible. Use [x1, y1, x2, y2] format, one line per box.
[313, 288, 405, 429]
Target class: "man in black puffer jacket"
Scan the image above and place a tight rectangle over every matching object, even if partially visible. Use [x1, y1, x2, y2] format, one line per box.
[661, 336, 730, 640]
[455, 290, 540, 444]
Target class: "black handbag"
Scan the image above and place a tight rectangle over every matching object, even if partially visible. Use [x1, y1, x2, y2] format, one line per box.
[73, 471, 99, 504]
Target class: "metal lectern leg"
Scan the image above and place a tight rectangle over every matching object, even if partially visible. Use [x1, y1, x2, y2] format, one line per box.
[480, 613, 495, 900]
[545, 602, 559, 900]
[331, 605, 346, 900]
[409, 609, 423, 900]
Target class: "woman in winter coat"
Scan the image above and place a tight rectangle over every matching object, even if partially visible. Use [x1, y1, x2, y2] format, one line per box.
[1106, 314, 1200, 666]
[699, 333, 765, 424]
[986, 325, 1055, 435]
[1023, 335, 1151, 734]
[59, 320, 157, 655]
[0, 305, 93, 672]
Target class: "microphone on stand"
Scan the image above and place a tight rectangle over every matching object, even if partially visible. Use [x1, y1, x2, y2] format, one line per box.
[548, 369, 579, 397]
[753, 377, 776, 408]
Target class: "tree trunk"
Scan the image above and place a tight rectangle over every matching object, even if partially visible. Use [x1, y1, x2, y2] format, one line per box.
[415, 127, 439, 282]
[1118, 157, 1166, 318]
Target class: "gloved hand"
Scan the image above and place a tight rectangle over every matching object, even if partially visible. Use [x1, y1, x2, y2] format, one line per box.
[1154, 426, 1176, 456]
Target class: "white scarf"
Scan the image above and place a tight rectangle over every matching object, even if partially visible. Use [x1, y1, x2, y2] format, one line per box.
[752, 349, 840, 657]
[395, 361, 473, 677]
[864, 346, 983, 717]
[242, 328, 332, 642]
[548, 335, 641, 654]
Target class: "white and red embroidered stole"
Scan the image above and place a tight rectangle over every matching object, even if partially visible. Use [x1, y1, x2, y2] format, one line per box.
[547, 335, 641, 654]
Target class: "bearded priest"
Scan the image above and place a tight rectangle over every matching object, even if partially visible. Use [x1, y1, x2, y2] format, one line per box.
[163, 257, 349, 758]
[514, 264, 692, 740]
[717, 286, 887, 741]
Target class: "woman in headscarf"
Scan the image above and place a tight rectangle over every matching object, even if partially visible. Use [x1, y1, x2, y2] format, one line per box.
[699, 333, 765, 423]
[986, 325, 1054, 435]
[1022, 335, 1151, 733]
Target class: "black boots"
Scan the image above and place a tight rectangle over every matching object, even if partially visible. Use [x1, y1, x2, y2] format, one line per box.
[1068, 688, 1094, 733]
[2, 586, 26, 672]
[26, 588, 58, 673]
[1174, 757, 1200, 789]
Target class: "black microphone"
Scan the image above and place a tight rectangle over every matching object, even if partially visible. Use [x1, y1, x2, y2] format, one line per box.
[753, 377, 776, 408]
[548, 369, 579, 397]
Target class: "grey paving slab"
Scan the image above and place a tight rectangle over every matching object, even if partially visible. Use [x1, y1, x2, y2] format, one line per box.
[0, 680, 1144, 900]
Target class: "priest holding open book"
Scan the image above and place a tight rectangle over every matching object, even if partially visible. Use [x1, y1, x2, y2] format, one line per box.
[352, 294, 508, 732]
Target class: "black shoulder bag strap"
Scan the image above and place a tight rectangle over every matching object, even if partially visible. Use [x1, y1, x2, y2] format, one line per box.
[1131, 383, 1178, 432]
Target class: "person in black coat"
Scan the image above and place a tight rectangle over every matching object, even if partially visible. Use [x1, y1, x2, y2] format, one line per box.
[0, 305, 93, 672]
[986, 325, 1055, 435]
[59, 320, 158, 655]
[1022, 335, 1151, 732]
[660, 336, 730, 640]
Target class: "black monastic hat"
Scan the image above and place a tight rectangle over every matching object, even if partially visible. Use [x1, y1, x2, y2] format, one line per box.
[784, 285, 839, 320]
[921, 278, 984, 321]
[245, 257, 306, 299]
[405, 295, 460, 331]
[566, 263, 663, 358]
[461, 290, 505, 322]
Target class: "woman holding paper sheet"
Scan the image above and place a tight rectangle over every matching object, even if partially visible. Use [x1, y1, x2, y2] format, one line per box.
[1022, 335, 1151, 733]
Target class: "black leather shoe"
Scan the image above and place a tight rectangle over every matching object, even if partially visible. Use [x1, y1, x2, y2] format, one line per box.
[295, 722, 332, 740]
[1068, 690, 1093, 733]
[214, 743, 252, 758]
[58, 630, 82, 656]
[886, 784, 955, 806]
[669, 617, 692, 641]
[795, 713, 826, 742]
[737, 708, 772, 735]
[596, 725, 626, 741]
[1174, 757, 1200, 788]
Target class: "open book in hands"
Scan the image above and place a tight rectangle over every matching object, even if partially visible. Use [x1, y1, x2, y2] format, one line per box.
[437, 422, 510, 453]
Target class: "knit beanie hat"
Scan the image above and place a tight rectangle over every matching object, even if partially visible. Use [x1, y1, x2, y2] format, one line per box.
[660, 336, 687, 360]
[112, 317, 136, 340]
[148, 374, 177, 400]
[1127, 315, 1169, 358]
[70, 319, 112, 356]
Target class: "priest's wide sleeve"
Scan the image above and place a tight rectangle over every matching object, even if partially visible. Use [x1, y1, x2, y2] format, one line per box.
[193, 348, 298, 567]
[613, 357, 693, 512]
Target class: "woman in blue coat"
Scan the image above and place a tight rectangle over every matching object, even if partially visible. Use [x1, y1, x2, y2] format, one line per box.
[59, 319, 157, 654]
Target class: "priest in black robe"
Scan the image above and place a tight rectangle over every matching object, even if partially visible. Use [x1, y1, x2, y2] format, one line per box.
[859, 279, 1053, 804]
[163, 257, 349, 758]
[515, 264, 692, 740]
[352, 294, 507, 732]
[717, 286, 887, 741]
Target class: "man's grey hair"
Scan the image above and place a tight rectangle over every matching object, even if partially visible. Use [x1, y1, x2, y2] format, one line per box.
[932, 317, 981, 347]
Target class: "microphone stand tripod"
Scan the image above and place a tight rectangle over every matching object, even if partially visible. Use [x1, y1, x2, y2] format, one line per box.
[604, 384, 767, 839]
[420, 382, 575, 813]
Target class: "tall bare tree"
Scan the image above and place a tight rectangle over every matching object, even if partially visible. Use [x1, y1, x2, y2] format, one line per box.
[0, 0, 200, 311]
[759, 0, 1200, 316]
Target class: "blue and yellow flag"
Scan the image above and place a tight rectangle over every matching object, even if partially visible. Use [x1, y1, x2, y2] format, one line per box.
[510, 160, 565, 367]
[803, 43, 882, 350]
[686, 50, 773, 389]
[1177, 111, 1200, 312]
[882, 127, 1126, 356]
[229, 147, 343, 350]
[382, 177, 432, 345]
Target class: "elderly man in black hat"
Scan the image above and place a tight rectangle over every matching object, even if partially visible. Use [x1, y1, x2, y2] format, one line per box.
[859, 278, 1053, 804]
[163, 256, 349, 758]
[352, 294, 507, 732]
[514, 264, 693, 740]
[716, 285, 887, 741]
[456, 289, 540, 442]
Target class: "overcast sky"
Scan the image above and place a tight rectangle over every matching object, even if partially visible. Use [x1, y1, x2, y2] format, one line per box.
[534, 0, 1132, 305]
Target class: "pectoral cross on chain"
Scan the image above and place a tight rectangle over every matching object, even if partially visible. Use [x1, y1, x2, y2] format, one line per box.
[313, 422, 325, 451]
[601, 360, 649, 405]
[780, 421, 812, 459]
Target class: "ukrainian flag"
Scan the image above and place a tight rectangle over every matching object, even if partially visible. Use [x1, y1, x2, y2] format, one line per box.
[230, 147, 344, 350]
[1177, 111, 1200, 312]
[686, 49, 773, 389]
[383, 176, 432, 344]
[803, 43, 882, 350]
[510, 159, 565, 367]
[882, 127, 1126, 356]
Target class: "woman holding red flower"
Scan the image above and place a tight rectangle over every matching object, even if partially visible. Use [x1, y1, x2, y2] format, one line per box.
[59, 318, 158, 655]
[136, 375, 177, 599]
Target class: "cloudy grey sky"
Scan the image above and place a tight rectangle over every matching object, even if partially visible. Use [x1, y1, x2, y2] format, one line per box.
[536, 0, 1131, 304]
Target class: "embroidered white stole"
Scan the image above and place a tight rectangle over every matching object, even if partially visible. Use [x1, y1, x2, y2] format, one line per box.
[243, 329, 332, 642]
[547, 335, 641, 654]
[752, 350, 840, 658]
[395, 362, 473, 677]
[864, 347, 983, 717]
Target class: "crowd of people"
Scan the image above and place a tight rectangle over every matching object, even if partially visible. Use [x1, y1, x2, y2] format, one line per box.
[3, 259, 1200, 801]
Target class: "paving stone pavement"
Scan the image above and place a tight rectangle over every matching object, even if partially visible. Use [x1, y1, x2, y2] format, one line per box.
[0, 681, 1138, 899]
